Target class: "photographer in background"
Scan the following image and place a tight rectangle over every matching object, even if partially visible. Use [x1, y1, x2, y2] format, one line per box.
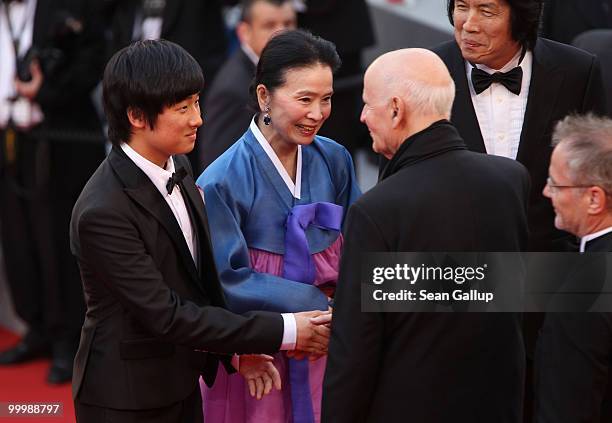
[0, 0, 106, 384]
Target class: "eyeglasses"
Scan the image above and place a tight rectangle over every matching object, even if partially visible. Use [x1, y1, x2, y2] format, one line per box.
[546, 177, 592, 193]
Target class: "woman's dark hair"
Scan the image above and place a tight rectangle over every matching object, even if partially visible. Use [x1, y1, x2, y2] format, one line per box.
[249, 29, 341, 110]
[103, 39, 204, 146]
[446, 0, 544, 50]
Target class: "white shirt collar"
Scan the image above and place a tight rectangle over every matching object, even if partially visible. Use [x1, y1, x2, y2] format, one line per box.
[580, 226, 612, 252]
[250, 118, 302, 199]
[121, 142, 176, 197]
[240, 43, 259, 66]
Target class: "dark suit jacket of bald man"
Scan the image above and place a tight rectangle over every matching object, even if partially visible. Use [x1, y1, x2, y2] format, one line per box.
[323, 121, 530, 423]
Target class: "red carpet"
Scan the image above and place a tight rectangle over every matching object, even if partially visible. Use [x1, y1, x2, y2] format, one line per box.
[0, 327, 75, 422]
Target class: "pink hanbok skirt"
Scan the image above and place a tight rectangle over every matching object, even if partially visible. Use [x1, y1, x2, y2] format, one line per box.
[200, 235, 342, 423]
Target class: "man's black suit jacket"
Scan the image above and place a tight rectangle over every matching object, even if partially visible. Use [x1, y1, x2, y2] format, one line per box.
[535, 231, 612, 423]
[322, 121, 530, 423]
[70, 147, 283, 410]
[200, 48, 255, 170]
[433, 38, 607, 252]
[107, 0, 227, 84]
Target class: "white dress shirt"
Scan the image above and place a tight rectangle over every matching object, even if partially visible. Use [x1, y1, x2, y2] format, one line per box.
[580, 226, 612, 253]
[466, 49, 533, 160]
[121, 142, 297, 349]
[0, 0, 43, 129]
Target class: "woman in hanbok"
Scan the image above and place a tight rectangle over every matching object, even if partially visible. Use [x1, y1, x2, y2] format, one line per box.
[196, 29, 361, 423]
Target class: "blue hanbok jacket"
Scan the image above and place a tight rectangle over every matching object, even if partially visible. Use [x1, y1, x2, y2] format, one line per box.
[197, 128, 361, 314]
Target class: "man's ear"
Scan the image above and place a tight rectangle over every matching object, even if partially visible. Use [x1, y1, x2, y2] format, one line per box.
[587, 186, 608, 215]
[127, 107, 147, 129]
[390, 96, 404, 129]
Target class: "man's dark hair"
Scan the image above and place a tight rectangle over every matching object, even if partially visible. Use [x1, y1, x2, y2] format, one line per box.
[249, 29, 341, 109]
[446, 0, 544, 50]
[240, 0, 291, 23]
[103, 39, 204, 146]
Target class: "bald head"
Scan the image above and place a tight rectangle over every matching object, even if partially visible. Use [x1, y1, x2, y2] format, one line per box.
[361, 49, 456, 159]
[365, 48, 455, 119]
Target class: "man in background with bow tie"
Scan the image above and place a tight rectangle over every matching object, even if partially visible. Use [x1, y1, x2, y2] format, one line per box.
[433, 0, 606, 252]
[70, 39, 331, 423]
[432, 1, 607, 420]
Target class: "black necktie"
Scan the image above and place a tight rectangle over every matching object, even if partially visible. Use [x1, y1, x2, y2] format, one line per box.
[166, 167, 187, 194]
[471, 66, 523, 95]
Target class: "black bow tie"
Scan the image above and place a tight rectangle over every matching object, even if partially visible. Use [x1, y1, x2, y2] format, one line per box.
[471, 66, 523, 95]
[166, 167, 187, 194]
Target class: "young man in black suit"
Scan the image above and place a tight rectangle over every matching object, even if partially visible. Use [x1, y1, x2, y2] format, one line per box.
[70, 39, 331, 423]
[322, 49, 530, 423]
[535, 114, 612, 423]
[433, 0, 607, 252]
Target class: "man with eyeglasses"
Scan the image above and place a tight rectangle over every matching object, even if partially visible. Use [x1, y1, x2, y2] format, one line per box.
[535, 113, 612, 423]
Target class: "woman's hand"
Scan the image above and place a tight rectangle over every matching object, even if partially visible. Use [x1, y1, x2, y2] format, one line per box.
[238, 354, 282, 399]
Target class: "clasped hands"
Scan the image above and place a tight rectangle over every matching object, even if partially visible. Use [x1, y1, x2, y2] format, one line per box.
[238, 309, 332, 399]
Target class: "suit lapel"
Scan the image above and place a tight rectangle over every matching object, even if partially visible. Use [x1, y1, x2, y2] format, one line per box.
[109, 148, 204, 294]
[177, 161, 227, 306]
[585, 232, 612, 252]
[447, 43, 486, 153]
[517, 40, 564, 163]
[181, 174, 211, 240]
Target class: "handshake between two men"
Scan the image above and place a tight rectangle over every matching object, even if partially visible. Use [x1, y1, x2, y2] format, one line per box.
[237, 309, 333, 400]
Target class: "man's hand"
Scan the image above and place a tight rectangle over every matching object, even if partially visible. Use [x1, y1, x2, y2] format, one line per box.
[238, 354, 281, 400]
[15, 59, 43, 100]
[293, 309, 332, 355]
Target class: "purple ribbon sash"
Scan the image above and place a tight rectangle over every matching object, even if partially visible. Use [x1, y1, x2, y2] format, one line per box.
[282, 202, 343, 423]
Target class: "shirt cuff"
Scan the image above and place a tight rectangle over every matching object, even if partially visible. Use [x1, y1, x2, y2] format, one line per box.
[280, 313, 297, 350]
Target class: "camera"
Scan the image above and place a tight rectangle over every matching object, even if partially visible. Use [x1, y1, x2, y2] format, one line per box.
[15, 11, 83, 82]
